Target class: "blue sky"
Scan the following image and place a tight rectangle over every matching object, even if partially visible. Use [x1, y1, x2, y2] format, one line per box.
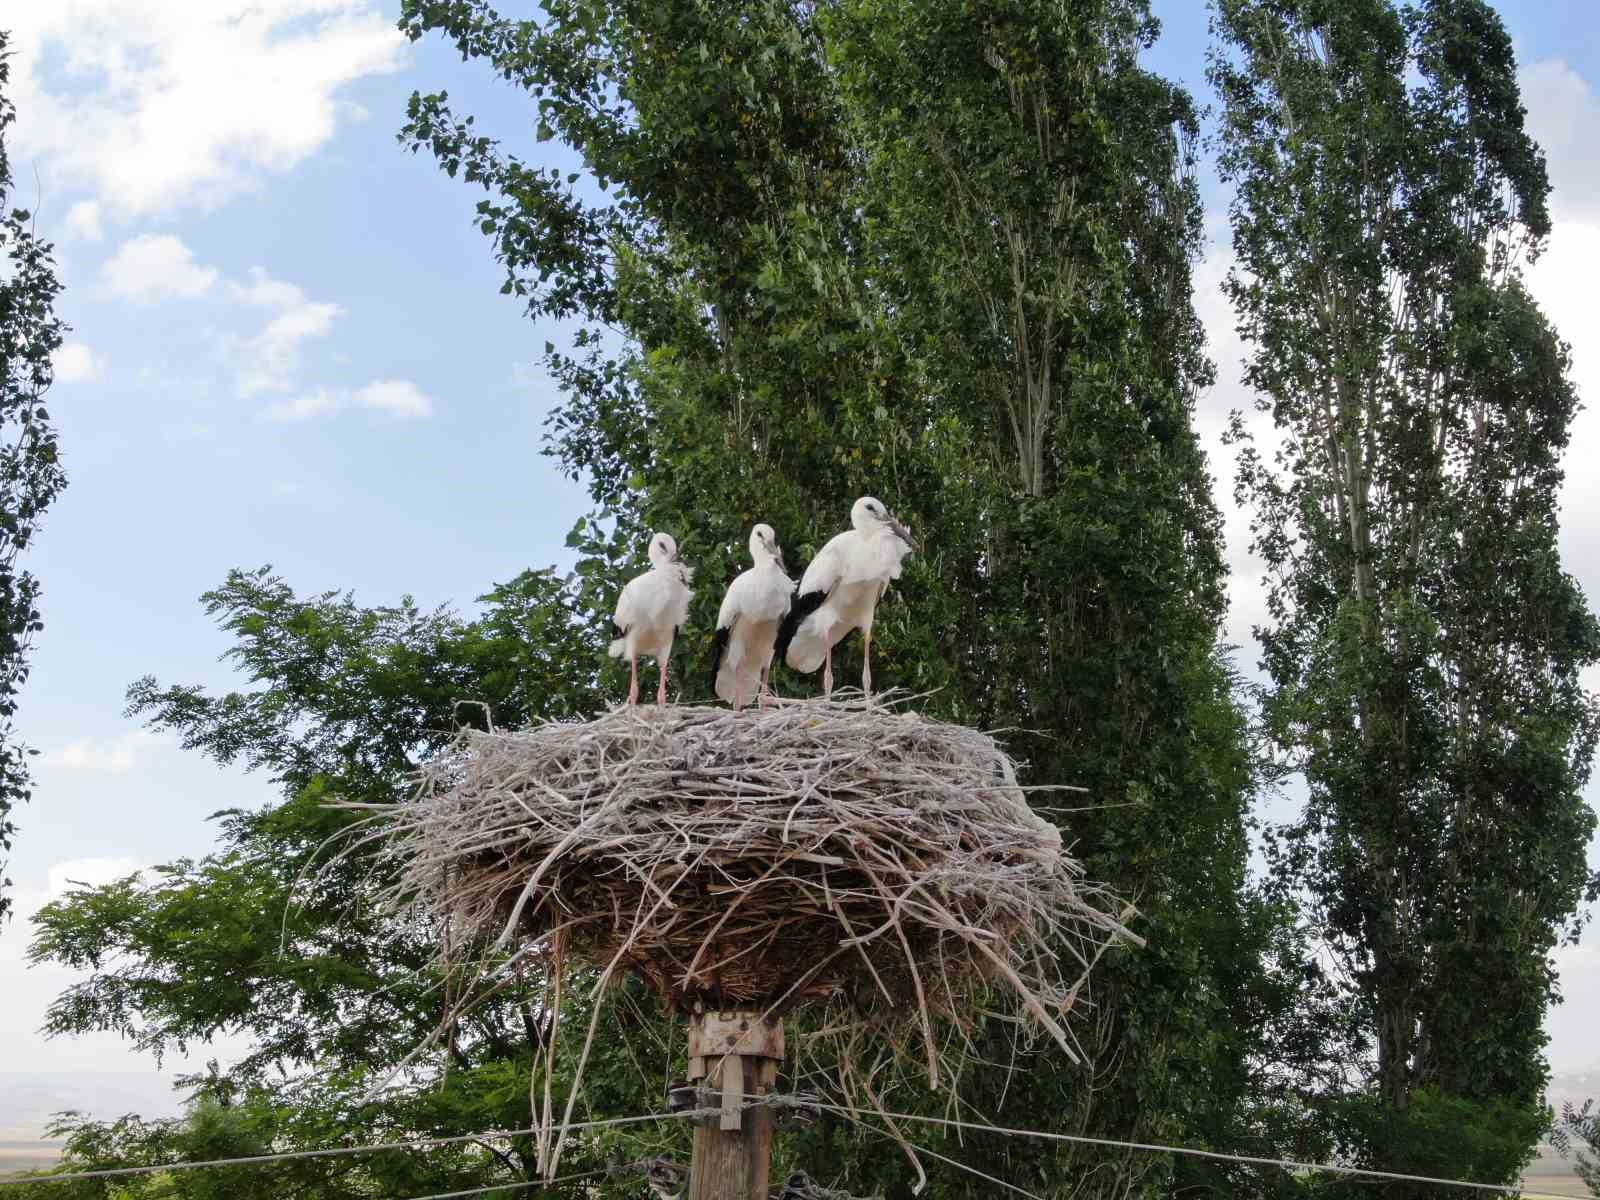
[2, 0, 1599, 1143]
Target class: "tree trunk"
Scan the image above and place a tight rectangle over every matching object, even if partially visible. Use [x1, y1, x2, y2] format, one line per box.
[1374, 966, 1413, 1111]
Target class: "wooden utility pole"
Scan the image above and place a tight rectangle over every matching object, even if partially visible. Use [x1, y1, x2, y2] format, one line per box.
[686, 1006, 783, 1200]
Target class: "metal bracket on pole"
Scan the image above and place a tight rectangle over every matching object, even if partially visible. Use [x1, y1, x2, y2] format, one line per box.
[684, 1004, 784, 1199]
[685, 1006, 785, 1131]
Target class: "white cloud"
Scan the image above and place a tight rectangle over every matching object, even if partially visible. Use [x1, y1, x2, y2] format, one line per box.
[1191, 231, 1282, 668]
[62, 199, 104, 242]
[38, 730, 170, 773]
[1521, 59, 1600, 223]
[353, 379, 433, 418]
[45, 857, 144, 898]
[1529, 226, 1600, 652]
[1550, 941, 1600, 1076]
[224, 268, 345, 397]
[52, 342, 103, 384]
[263, 390, 342, 422]
[230, 265, 311, 311]
[97, 233, 218, 304]
[1519, 61, 1600, 613]
[262, 380, 437, 422]
[87, 255, 344, 393]
[6, 0, 407, 218]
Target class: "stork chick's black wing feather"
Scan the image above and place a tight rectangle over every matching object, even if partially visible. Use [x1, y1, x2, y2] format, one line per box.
[773, 587, 826, 664]
[708, 622, 732, 691]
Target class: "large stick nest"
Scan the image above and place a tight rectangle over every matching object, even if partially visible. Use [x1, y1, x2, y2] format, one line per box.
[362, 696, 1133, 1054]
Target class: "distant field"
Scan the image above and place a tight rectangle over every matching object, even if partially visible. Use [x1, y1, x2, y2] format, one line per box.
[1521, 1145, 1590, 1198]
[0, 1142, 61, 1179]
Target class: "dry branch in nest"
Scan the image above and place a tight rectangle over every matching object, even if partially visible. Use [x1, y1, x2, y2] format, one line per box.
[341, 693, 1136, 1174]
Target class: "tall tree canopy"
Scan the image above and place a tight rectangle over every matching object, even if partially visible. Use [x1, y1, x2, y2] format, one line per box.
[0, 28, 69, 923]
[1212, 0, 1600, 1187]
[398, 0, 1272, 1193]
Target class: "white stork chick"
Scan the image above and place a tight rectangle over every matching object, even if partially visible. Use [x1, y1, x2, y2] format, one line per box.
[609, 531, 693, 706]
[775, 497, 915, 695]
[710, 524, 793, 710]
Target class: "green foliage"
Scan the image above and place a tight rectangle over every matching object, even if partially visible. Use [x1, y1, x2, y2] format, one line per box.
[397, 1, 1275, 1194]
[28, 568, 652, 1193]
[1213, 0, 1600, 1187]
[1312, 1087, 1548, 1199]
[39, 567, 603, 1081]
[0, 28, 70, 922]
[7, 1081, 523, 1199]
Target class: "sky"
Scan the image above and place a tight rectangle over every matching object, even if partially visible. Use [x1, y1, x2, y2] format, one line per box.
[2, 0, 1599, 1145]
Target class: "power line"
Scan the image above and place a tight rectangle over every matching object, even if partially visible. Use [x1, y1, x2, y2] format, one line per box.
[5, 1094, 1586, 1200]
[0, 1112, 698, 1189]
[400, 1185, 534, 1200]
[399, 1169, 606, 1200]
[811, 1101, 1584, 1200]
[822, 1104, 1044, 1200]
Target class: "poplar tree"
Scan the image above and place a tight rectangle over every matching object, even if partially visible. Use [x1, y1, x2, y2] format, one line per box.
[1213, 0, 1600, 1183]
[0, 30, 68, 922]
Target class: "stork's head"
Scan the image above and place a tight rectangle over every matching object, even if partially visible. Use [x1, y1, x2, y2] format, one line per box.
[749, 523, 784, 568]
[851, 496, 917, 550]
[647, 532, 679, 565]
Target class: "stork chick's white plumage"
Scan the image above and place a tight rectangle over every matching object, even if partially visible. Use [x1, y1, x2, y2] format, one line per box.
[776, 497, 915, 695]
[710, 524, 793, 709]
[609, 531, 693, 705]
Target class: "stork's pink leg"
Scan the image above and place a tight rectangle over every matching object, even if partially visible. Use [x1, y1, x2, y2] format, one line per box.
[823, 644, 834, 697]
[657, 652, 670, 706]
[628, 656, 640, 706]
[862, 631, 873, 695]
[758, 665, 771, 709]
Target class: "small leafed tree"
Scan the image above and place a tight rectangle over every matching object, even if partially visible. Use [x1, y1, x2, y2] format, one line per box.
[0, 28, 69, 924]
[1213, 0, 1600, 1185]
[1554, 1099, 1600, 1198]
[28, 569, 642, 1195]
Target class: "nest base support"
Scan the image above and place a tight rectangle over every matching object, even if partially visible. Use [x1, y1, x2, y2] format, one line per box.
[686, 1007, 784, 1200]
